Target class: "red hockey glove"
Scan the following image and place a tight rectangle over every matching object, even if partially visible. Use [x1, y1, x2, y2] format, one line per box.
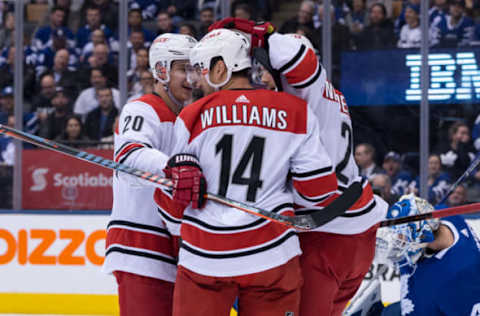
[163, 154, 207, 209]
[208, 17, 275, 52]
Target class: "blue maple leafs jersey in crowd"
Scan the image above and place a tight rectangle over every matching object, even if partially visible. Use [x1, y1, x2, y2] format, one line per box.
[409, 172, 451, 205]
[399, 216, 480, 316]
[431, 15, 475, 47]
[391, 171, 412, 197]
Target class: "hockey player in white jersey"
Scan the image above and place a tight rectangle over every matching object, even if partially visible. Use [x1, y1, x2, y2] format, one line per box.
[208, 18, 388, 316]
[154, 28, 348, 316]
[102, 33, 197, 316]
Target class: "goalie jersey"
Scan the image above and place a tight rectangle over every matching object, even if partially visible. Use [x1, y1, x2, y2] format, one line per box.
[267, 33, 388, 234]
[399, 216, 480, 316]
[155, 88, 338, 277]
[102, 93, 178, 283]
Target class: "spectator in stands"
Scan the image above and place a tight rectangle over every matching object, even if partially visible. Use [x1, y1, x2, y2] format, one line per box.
[52, 0, 82, 31]
[280, 1, 317, 34]
[365, 0, 393, 18]
[38, 87, 71, 140]
[129, 0, 160, 20]
[127, 47, 149, 96]
[81, 0, 119, 33]
[345, 0, 369, 40]
[49, 49, 79, 100]
[394, 0, 420, 34]
[31, 73, 56, 115]
[233, 3, 253, 20]
[128, 30, 147, 71]
[166, 0, 197, 22]
[179, 23, 198, 39]
[0, 86, 38, 135]
[408, 154, 451, 205]
[85, 87, 118, 141]
[435, 121, 475, 181]
[397, 4, 422, 48]
[76, 6, 114, 55]
[155, 11, 179, 36]
[370, 173, 396, 206]
[355, 143, 385, 180]
[383, 151, 413, 197]
[73, 67, 120, 119]
[36, 29, 79, 77]
[431, 0, 474, 47]
[0, 11, 14, 49]
[129, 8, 155, 46]
[83, 43, 118, 87]
[80, 29, 107, 62]
[198, 6, 215, 38]
[32, 6, 75, 51]
[128, 69, 154, 101]
[55, 115, 90, 147]
[0, 114, 14, 165]
[430, 0, 449, 24]
[355, 3, 395, 50]
[436, 184, 468, 209]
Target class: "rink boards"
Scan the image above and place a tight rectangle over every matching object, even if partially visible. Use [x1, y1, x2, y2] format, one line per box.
[0, 211, 479, 315]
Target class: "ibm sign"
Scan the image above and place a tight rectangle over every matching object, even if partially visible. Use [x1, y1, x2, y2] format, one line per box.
[340, 48, 480, 106]
[406, 52, 480, 102]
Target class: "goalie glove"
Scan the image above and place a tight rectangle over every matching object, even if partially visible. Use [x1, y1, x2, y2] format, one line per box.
[208, 17, 275, 53]
[163, 154, 207, 209]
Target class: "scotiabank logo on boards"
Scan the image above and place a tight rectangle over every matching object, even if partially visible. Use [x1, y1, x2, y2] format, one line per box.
[0, 228, 106, 266]
[23, 149, 114, 210]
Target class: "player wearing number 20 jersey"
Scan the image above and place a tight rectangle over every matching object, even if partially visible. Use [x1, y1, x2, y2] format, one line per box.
[156, 28, 340, 316]
[267, 32, 389, 316]
[102, 33, 197, 316]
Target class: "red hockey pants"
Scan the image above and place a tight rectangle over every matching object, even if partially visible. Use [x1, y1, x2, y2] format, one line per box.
[173, 256, 303, 316]
[299, 224, 379, 316]
[114, 271, 174, 316]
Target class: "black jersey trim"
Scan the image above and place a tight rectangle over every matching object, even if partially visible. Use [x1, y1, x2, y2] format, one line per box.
[157, 207, 182, 225]
[340, 200, 376, 218]
[107, 220, 171, 236]
[279, 44, 306, 73]
[182, 203, 293, 232]
[106, 246, 177, 265]
[181, 231, 297, 259]
[291, 166, 333, 179]
[118, 146, 144, 164]
[296, 191, 333, 203]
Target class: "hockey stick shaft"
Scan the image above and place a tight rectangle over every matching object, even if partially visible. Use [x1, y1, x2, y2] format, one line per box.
[438, 153, 480, 205]
[380, 202, 480, 227]
[0, 124, 304, 228]
[1, 124, 362, 230]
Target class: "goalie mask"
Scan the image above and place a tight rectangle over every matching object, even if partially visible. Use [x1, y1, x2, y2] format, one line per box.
[188, 28, 251, 90]
[375, 194, 437, 268]
[149, 33, 197, 84]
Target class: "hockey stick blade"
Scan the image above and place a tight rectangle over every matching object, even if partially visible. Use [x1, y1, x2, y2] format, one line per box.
[0, 124, 359, 230]
[380, 202, 480, 227]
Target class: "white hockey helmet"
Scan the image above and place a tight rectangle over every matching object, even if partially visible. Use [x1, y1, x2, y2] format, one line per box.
[189, 28, 251, 89]
[149, 33, 198, 84]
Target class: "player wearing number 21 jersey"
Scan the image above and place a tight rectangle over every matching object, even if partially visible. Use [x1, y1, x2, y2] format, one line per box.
[155, 28, 340, 316]
[266, 32, 389, 316]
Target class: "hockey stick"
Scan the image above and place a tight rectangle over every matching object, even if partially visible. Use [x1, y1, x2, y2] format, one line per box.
[0, 124, 362, 230]
[437, 153, 480, 205]
[380, 202, 480, 227]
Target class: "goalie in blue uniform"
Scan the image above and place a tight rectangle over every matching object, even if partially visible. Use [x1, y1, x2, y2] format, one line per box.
[345, 194, 480, 316]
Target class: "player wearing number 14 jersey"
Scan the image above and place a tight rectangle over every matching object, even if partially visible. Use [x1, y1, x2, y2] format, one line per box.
[155, 28, 341, 316]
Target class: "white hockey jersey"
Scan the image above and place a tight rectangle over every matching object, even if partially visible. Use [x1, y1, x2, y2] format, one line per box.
[155, 89, 339, 277]
[102, 93, 178, 283]
[268, 33, 388, 235]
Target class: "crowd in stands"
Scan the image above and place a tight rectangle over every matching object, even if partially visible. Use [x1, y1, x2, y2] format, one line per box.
[355, 119, 480, 206]
[0, 0, 479, 209]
